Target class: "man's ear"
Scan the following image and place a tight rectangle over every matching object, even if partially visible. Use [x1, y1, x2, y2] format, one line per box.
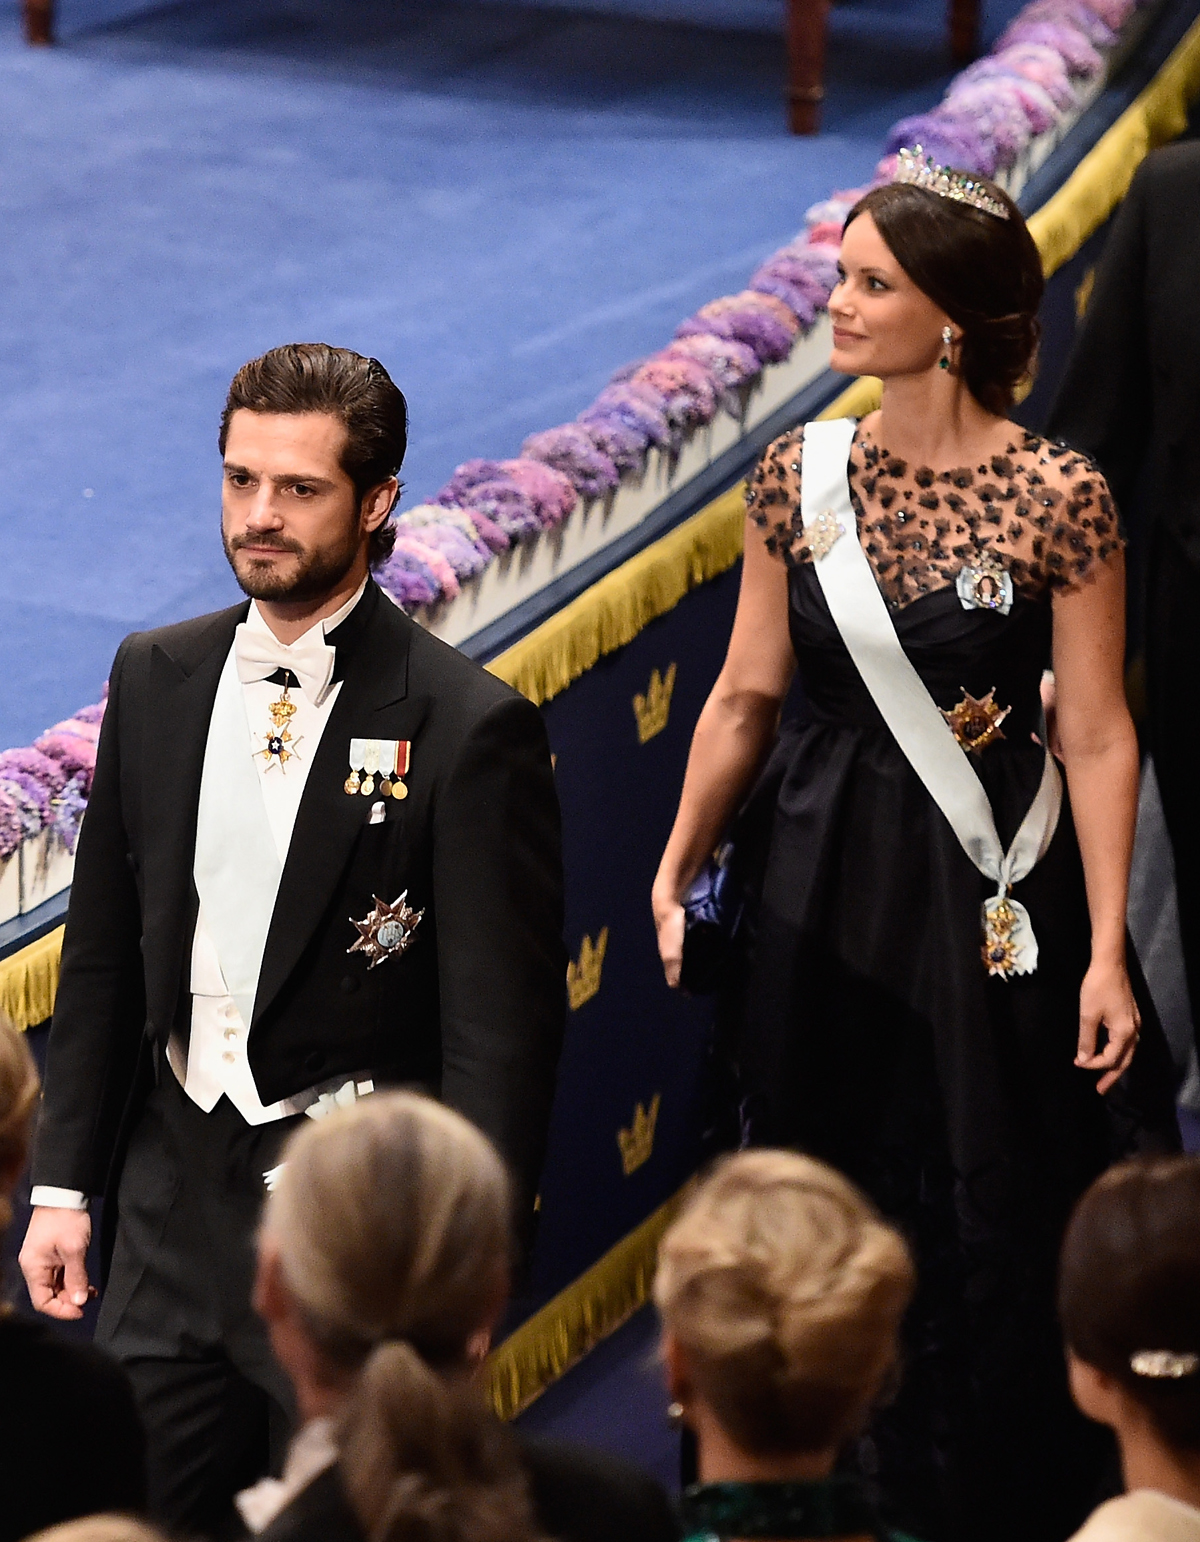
[252, 1234, 289, 1328]
[361, 478, 399, 533]
[1068, 1350, 1124, 1429]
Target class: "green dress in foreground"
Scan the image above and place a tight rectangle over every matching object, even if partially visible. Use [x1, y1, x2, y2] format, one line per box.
[681, 1475, 923, 1542]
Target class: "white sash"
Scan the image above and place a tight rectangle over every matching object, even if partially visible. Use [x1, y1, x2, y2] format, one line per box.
[194, 647, 283, 1027]
[800, 417, 1061, 976]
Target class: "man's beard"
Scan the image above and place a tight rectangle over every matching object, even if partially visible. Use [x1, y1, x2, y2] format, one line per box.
[224, 527, 360, 604]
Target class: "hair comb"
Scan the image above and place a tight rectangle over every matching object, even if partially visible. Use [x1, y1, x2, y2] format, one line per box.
[893, 147, 1010, 221]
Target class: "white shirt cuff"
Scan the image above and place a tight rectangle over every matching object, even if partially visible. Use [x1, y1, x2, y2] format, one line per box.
[29, 1186, 90, 1211]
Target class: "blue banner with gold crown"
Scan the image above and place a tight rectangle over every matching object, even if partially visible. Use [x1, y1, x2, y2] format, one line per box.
[523, 568, 739, 1304]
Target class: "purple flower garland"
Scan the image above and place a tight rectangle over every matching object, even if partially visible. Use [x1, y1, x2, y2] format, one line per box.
[359, 0, 1142, 616]
[0, 704, 105, 866]
[0, 0, 1148, 874]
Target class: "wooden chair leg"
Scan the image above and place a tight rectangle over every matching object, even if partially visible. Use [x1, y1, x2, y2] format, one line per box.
[24, 0, 54, 44]
[947, 0, 979, 64]
[787, 0, 831, 135]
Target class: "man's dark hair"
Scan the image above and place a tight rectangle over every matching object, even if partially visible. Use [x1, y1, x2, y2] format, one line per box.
[1059, 1154, 1200, 1452]
[219, 343, 407, 566]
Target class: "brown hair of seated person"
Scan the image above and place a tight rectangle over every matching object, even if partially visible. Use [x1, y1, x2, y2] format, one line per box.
[1059, 1155, 1200, 1509]
[256, 1091, 549, 1542]
[0, 1014, 39, 1242]
[653, 1149, 915, 1479]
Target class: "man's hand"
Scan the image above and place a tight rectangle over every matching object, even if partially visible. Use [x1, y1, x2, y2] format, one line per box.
[19, 1206, 94, 1319]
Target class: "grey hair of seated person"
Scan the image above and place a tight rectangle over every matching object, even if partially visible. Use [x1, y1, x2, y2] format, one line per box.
[262, 1091, 549, 1542]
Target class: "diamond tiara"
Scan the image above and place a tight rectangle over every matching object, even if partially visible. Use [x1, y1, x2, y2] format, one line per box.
[893, 146, 1010, 221]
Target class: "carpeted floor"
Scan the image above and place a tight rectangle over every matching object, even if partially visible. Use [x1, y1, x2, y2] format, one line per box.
[0, 0, 1026, 748]
[516, 1302, 681, 1492]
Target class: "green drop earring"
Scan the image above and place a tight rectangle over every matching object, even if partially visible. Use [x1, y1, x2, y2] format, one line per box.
[939, 325, 953, 370]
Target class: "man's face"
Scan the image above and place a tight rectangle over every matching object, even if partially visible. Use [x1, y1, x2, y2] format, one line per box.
[221, 410, 367, 604]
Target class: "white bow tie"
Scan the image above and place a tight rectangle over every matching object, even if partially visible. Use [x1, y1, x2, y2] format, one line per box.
[234, 623, 336, 706]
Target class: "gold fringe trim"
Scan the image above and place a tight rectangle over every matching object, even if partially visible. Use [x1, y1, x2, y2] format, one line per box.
[488, 488, 745, 707]
[490, 19, 1200, 711]
[1029, 13, 1200, 279]
[0, 925, 63, 1034]
[485, 1185, 688, 1420]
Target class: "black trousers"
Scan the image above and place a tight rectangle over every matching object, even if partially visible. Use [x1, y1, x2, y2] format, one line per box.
[1146, 525, 1200, 1039]
[95, 1070, 303, 1539]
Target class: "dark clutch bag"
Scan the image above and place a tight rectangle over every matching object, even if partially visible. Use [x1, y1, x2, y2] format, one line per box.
[679, 842, 744, 996]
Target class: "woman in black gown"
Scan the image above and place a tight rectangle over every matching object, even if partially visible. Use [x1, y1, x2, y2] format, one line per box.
[653, 167, 1179, 1542]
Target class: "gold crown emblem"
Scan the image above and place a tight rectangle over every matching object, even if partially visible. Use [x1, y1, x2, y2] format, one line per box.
[1075, 265, 1096, 322]
[617, 1093, 661, 1176]
[633, 663, 677, 744]
[894, 146, 1009, 221]
[567, 927, 608, 1011]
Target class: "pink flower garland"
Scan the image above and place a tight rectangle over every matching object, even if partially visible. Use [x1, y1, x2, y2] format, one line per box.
[1, 0, 1147, 866]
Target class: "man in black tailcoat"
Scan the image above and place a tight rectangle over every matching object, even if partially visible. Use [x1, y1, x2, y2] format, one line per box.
[1047, 139, 1200, 1034]
[19, 344, 565, 1535]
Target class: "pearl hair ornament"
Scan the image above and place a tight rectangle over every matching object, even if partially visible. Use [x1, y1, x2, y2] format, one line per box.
[1129, 1350, 1200, 1379]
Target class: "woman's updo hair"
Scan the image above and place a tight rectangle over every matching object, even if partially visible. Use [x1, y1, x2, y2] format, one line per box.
[0, 1015, 39, 1238]
[844, 179, 1044, 416]
[265, 1093, 547, 1542]
[654, 1150, 915, 1455]
[1059, 1154, 1200, 1452]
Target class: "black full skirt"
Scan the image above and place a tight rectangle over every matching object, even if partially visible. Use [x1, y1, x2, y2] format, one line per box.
[728, 571, 1179, 1542]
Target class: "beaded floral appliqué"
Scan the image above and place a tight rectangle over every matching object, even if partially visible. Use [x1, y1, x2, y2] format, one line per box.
[746, 426, 1121, 611]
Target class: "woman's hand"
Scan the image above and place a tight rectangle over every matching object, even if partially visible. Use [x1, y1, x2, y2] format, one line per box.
[1076, 957, 1140, 1095]
[653, 884, 686, 990]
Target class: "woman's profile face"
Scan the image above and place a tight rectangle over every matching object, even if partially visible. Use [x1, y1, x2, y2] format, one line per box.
[828, 212, 952, 382]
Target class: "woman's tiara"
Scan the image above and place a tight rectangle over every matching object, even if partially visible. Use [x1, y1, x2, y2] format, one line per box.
[1130, 1350, 1200, 1379]
[893, 147, 1010, 221]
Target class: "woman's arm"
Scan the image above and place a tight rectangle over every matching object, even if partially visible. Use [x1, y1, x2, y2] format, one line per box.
[652, 513, 796, 986]
[1050, 550, 1141, 1094]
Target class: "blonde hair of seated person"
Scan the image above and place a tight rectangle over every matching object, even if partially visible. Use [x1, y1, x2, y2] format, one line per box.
[25, 1516, 167, 1542]
[0, 1015, 39, 1240]
[654, 1149, 916, 1465]
[260, 1091, 548, 1542]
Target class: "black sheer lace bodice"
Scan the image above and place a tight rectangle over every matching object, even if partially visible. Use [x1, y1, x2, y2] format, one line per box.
[746, 421, 1121, 611]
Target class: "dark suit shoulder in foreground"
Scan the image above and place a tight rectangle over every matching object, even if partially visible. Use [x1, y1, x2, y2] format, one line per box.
[256, 1434, 680, 1542]
[0, 1313, 146, 1542]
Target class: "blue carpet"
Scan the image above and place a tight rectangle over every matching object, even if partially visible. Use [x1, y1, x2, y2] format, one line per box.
[516, 1302, 680, 1492]
[0, 0, 1027, 748]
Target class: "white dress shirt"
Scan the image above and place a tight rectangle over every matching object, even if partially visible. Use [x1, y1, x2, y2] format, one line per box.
[31, 581, 367, 1212]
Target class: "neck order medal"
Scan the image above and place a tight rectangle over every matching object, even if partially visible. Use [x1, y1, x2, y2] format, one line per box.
[257, 674, 302, 773]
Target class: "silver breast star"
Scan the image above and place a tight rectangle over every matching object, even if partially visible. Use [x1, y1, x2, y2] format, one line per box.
[347, 891, 425, 969]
